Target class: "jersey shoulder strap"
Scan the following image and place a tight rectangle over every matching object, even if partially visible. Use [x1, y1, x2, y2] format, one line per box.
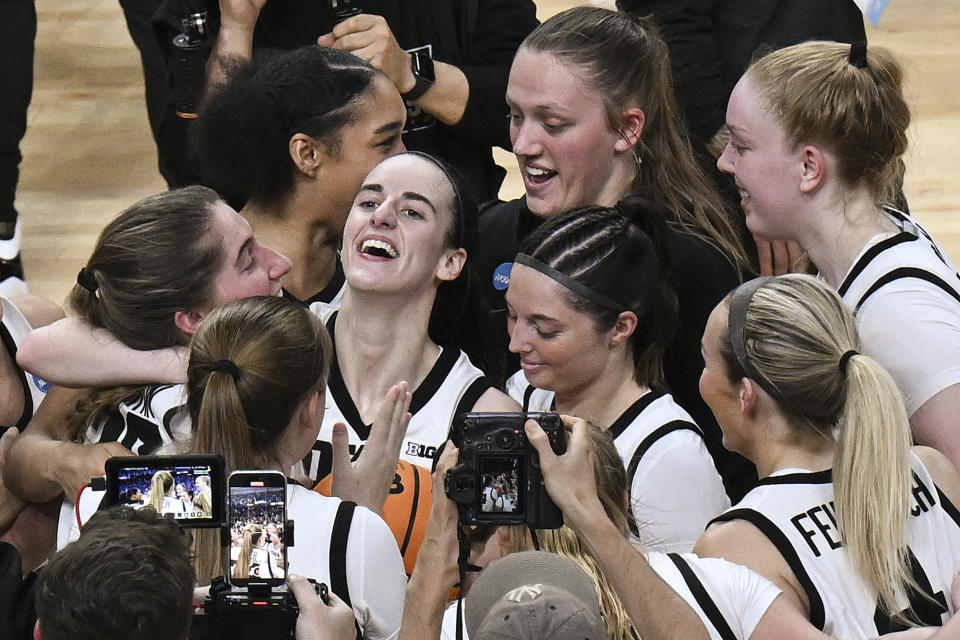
[626, 420, 702, 486]
[709, 507, 827, 630]
[855, 267, 960, 312]
[329, 500, 363, 640]
[666, 553, 737, 640]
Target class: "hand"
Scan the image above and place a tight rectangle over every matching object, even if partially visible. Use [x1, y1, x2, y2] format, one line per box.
[218, 0, 269, 33]
[317, 14, 416, 93]
[524, 415, 602, 527]
[330, 382, 411, 513]
[424, 442, 460, 559]
[289, 574, 356, 640]
[56, 440, 133, 502]
[753, 234, 804, 276]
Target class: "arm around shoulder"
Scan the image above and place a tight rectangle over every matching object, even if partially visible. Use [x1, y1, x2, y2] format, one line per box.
[914, 444, 960, 507]
[17, 316, 188, 387]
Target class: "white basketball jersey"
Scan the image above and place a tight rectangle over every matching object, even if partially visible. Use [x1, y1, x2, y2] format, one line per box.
[84, 384, 191, 455]
[1, 296, 51, 431]
[711, 455, 960, 637]
[302, 312, 488, 483]
[508, 371, 728, 551]
[647, 551, 781, 640]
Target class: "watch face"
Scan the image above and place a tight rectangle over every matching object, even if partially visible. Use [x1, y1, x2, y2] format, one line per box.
[409, 44, 436, 82]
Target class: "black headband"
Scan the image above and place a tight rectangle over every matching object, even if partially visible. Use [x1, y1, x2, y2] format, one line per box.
[515, 253, 627, 313]
[726, 277, 793, 407]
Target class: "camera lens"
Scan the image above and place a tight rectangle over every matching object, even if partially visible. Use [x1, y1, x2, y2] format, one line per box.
[495, 429, 517, 449]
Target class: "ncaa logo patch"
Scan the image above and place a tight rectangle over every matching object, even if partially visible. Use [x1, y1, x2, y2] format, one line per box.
[493, 262, 513, 291]
[32, 375, 51, 393]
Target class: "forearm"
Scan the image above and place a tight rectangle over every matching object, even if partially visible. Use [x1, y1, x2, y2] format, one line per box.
[18, 317, 187, 387]
[4, 429, 74, 502]
[407, 61, 469, 126]
[399, 539, 458, 640]
[206, 24, 255, 92]
[566, 500, 710, 640]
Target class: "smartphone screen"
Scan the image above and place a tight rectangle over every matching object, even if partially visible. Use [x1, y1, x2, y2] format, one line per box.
[228, 470, 287, 587]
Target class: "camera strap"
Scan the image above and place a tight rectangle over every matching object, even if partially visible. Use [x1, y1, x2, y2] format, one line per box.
[454, 524, 482, 640]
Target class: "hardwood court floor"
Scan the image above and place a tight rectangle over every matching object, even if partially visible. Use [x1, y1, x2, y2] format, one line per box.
[14, 0, 960, 304]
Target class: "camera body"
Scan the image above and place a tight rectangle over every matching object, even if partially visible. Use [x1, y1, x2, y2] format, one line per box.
[445, 412, 566, 529]
[325, 0, 362, 23]
[201, 578, 328, 640]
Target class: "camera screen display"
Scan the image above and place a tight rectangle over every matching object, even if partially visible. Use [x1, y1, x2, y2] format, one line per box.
[113, 461, 217, 521]
[229, 482, 286, 583]
[477, 455, 522, 515]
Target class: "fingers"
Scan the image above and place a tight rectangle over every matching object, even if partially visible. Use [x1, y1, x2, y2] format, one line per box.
[316, 33, 335, 47]
[753, 234, 774, 276]
[786, 240, 805, 270]
[330, 422, 350, 480]
[331, 13, 383, 39]
[287, 574, 317, 607]
[434, 441, 459, 480]
[769, 239, 791, 275]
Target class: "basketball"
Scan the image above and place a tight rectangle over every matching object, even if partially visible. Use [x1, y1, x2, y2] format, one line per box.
[313, 459, 432, 576]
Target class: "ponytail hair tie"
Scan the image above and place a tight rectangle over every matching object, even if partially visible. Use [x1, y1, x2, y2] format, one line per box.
[839, 350, 859, 375]
[76, 268, 98, 293]
[848, 41, 868, 69]
[210, 359, 241, 381]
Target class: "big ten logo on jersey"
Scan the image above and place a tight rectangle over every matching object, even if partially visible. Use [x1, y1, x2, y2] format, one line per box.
[405, 441, 438, 461]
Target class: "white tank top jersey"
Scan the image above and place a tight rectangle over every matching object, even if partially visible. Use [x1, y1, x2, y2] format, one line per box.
[62, 483, 405, 640]
[1, 296, 51, 433]
[710, 454, 960, 637]
[439, 550, 780, 640]
[302, 311, 490, 484]
[836, 208, 960, 415]
[508, 372, 729, 552]
[83, 383, 191, 455]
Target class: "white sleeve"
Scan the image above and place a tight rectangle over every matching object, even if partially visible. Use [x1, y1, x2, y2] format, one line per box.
[504, 370, 528, 405]
[857, 285, 960, 415]
[682, 555, 782, 640]
[630, 432, 730, 553]
[440, 601, 469, 640]
[345, 506, 406, 640]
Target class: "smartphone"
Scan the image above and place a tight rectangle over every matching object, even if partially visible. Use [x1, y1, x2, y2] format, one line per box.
[102, 455, 225, 528]
[227, 470, 287, 587]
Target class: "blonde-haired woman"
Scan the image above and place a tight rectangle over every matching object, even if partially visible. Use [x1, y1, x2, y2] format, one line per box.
[717, 40, 960, 470]
[145, 470, 184, 517]
[696, 274, 960, 636]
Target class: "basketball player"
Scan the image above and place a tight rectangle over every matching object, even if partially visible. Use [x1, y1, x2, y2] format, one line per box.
[504, 199, 728, 552]
[696, 275, 960, 636]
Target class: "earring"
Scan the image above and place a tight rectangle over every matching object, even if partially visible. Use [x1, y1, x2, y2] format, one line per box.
[634, 150, 643, 177]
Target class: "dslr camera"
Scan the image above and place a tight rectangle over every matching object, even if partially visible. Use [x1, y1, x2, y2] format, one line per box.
[445, 412, 566, 529]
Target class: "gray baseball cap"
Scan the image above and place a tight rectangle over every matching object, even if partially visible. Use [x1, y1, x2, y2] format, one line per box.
[466, 551, 608, 639]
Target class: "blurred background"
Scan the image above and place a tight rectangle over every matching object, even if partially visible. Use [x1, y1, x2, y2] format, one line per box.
[15, 0, 960, 304]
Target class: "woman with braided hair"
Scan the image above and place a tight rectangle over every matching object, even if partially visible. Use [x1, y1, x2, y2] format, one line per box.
[504, 197, 728, 552]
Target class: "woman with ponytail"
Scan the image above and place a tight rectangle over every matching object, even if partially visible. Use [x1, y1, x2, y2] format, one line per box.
[696, 274, 960, 636]
[504, 197, 729, 552]
[186, 295, 406, 639]
[717, 41, 960, 471]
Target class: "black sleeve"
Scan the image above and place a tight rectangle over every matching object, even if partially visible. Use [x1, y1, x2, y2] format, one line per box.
[449, 0, 539, 149]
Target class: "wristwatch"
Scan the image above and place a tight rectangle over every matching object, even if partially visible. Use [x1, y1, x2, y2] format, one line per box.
[403, 46, 435, 102]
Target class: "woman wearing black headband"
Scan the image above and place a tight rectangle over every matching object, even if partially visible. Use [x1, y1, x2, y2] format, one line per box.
[504, 197, 728, 553]
[717, 41, 960, 473]
[695, 274, 960, 636]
